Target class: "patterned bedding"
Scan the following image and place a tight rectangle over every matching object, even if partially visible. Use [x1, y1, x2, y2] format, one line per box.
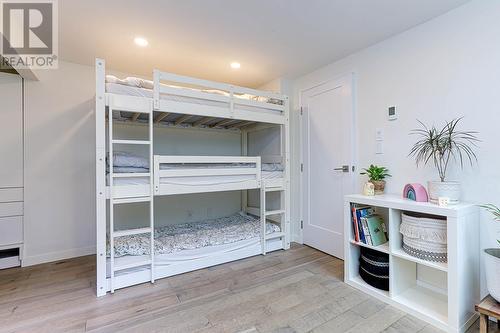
[108, 212, 280, 257]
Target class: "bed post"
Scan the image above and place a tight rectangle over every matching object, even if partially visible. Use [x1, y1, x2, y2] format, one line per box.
[153, 69, 160, 110]
[95, 58, 107, 296]
[283, 96, 291, 250]
[241, 129, 248, 213]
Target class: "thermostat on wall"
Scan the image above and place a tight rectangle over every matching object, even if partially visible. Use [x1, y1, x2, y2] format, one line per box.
[388, 106, 397, 120]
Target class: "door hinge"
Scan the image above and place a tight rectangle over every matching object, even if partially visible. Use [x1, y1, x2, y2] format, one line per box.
[300, 220, 303, 229]
[300, 163, 303, 172]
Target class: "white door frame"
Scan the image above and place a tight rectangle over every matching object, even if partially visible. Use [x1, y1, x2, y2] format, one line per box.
[299, 72, 358, 246]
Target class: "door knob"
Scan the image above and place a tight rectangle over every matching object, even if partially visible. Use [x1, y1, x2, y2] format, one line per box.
[333, 165, 349, 172]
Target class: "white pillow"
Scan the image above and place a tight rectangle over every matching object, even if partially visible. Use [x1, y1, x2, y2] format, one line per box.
[106, 75, 154, 90]
[124, 77, 142, 87]
[106, 75, 128, 85]
[140, 79, 154, 90]
[110, 151, 149, 168]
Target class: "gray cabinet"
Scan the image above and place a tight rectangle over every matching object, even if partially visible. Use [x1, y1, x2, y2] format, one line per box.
[0, 73, 23, 268]
[0, 73, 23, 187]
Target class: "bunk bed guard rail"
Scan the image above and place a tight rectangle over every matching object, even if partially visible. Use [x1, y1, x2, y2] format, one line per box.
[153, 155, 262, 195]
[152, 70, 287, 124]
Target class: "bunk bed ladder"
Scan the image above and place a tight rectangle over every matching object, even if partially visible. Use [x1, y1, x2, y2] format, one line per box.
[260, 182, 287, 255]
[108, 99, 155, 293]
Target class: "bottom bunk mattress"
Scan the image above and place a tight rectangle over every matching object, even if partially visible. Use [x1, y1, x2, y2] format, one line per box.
[108, 212, 280, 257]
[106, 236, 285, 280]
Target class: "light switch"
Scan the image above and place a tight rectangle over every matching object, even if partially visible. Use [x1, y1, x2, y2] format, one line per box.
[376, 141, 384, 154]
[388, 106, 397, 120]
[375, 128, 384, 141]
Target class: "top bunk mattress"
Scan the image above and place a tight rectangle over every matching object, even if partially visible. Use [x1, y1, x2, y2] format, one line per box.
[105, 76, 284, 113]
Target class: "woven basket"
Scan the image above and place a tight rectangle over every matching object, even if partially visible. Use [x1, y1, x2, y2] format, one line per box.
[400, 212, 447, 263]
[359, 247, 389, 291]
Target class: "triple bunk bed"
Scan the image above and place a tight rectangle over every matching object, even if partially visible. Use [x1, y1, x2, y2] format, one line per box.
[95, 59, 291, 296]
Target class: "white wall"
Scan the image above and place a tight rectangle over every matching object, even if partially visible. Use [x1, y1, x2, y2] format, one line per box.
[258, 78, 282, 93]
[292, 0, 500, 296]
[24, 61, 97, 265]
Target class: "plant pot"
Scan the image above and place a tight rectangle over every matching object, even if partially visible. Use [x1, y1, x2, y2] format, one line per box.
[484, 248, 500, 302]
[371, 180, 386, 195]
[427, 181, 461, 204]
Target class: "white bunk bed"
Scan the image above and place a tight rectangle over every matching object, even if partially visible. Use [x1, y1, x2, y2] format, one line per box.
[95, 59, 290, 296]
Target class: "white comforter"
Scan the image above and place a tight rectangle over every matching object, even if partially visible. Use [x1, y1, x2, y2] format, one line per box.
[106, 75, 283, 105]
[107, 152, 284, 173]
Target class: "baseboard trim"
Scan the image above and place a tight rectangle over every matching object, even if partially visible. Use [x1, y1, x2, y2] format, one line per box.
[22, 246, 96, 267]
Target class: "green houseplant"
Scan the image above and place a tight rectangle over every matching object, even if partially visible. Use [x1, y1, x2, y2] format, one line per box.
[408, 117, 479, 204]
[360, 165, 391, 194]
[479, 204, 500, 302]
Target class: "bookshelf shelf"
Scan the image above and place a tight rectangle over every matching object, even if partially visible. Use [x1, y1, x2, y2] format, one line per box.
[349, 274, 390, 298]
[350, 239, 389, 254]
[391, 247, 448, 272]
[392, 284, 448, 329]
[344, 194, 479, 333]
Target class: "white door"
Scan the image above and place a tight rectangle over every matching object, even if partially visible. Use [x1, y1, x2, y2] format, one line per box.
[301, 75, 355, 259]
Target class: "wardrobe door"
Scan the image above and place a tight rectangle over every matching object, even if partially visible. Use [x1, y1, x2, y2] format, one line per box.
[0, 73, 23, 188]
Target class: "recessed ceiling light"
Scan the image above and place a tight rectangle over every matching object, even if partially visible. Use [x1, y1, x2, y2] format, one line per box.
[230, 62, 241, 69]
[134, 37, 148, 47]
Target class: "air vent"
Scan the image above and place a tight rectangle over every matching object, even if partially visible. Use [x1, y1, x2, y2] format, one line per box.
[0, 248, 20, 269]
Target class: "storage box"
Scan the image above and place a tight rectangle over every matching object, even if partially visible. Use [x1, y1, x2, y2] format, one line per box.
[359, 247, 389, 291]
[400, 212, 447, 263]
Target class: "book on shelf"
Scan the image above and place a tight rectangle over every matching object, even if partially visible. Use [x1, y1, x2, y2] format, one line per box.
[362, 215, 388, 246]
[351, 204, 368, 242]
[350, 204, 373, 243]
[350, 203, 388, 247]
[351, 204, 363, 242]
[360, 218, 372, 245]
[350, 204, 361, 242]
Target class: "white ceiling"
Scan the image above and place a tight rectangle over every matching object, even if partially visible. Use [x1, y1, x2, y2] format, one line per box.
[60, 0, 469, 87]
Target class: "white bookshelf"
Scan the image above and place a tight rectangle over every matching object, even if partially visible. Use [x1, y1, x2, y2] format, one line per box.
[344, 194, 480, 333]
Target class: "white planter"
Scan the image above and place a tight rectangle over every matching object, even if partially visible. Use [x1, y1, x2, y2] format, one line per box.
[427, 181, 461, 204]
[484, 249, 500, 302]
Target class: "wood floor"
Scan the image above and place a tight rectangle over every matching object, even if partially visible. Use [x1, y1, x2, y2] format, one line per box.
[0, 244, 494, 333]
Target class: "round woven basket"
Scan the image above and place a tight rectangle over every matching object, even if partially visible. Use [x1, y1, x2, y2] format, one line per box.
[371, 180, 386, 194]
[359, 247, 389, 291]
[400, 212, 447, 262]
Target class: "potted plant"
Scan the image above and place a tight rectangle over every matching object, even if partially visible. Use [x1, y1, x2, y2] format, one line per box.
[360, 165, 391, 195]
[479, 204, 500, 302]
[409, 118, 479, 204]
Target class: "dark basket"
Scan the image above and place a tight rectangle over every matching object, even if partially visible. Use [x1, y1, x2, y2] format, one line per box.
[359, 247, 389, 291]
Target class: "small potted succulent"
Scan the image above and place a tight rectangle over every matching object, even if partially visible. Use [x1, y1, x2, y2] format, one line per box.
[479, 204, 500, 302]
[360, 165, 391, 195]
[409, 118, 479, 204]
